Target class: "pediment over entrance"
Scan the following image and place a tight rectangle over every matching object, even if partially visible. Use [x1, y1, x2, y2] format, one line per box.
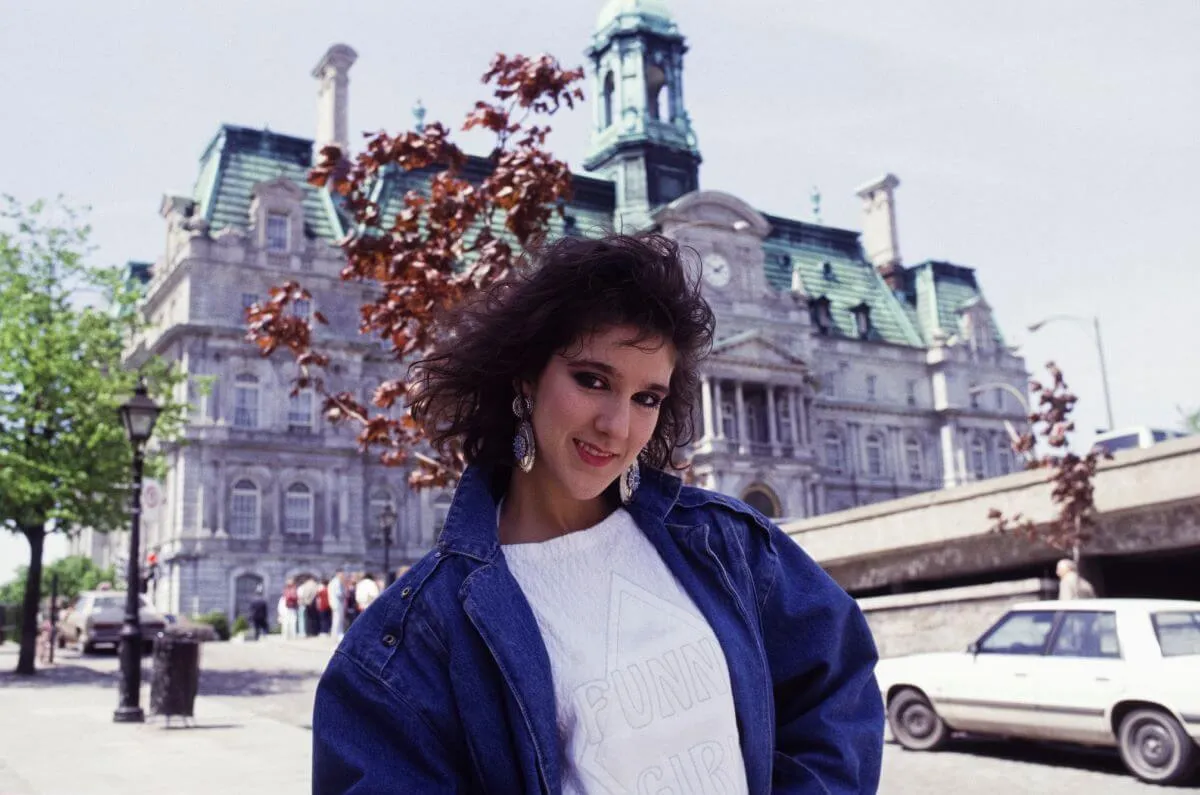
[711, 329, 808, 373]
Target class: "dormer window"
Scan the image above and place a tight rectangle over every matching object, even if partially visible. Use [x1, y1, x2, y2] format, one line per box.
[822, 262, 835, 280]
[810, 295, 833, 335]
[850, 301, 873, 340]
[266, 212, 290, 253]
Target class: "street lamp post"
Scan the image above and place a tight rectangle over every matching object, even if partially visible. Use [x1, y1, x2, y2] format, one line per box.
[114, 376, 161, 724]
[378, 502, 398, 586]
[1027, 314, 1115, 432]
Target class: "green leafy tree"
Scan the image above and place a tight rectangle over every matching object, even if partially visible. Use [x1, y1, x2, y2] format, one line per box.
[0, 197, 186, 675]
[0, 555, 117, 606]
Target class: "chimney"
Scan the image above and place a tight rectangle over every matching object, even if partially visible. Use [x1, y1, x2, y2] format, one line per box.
[312, 44, 358, 161]
[855, 173, 903, 291]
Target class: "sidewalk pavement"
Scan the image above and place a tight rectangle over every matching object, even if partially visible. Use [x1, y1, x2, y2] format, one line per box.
[0, 644, 316, 795]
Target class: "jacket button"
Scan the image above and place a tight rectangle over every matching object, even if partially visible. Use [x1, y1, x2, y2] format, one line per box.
[434, 551, 442, 558]
[381, 633, 398, 647]
[400, 587, 412, 598]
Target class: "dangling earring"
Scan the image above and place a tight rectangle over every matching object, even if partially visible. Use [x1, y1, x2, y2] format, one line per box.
[619, 459, 641, 505]
[512, 394, 535, 473]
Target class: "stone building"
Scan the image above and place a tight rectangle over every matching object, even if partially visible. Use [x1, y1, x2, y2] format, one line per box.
[118, 1, 1027, 623]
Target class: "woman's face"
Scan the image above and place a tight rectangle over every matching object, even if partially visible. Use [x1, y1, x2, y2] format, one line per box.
[525, 324, 675, 504]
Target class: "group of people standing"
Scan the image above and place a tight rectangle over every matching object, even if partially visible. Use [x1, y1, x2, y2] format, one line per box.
[275, 570, 387, 641]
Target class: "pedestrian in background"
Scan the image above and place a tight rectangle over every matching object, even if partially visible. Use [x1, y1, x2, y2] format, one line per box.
[316, 579, 332, 635]
[249, 584, 269, 640]
[354, 572, 380, 614]
[299, 576, 320, 637]
[280, 578, 299, 641]
[328, 570, 346, 641]
[344, 574, 361, 629]
[1057, 559, 1097, 600]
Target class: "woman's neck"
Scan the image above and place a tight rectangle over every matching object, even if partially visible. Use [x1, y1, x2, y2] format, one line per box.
[498, 468, 616, 545]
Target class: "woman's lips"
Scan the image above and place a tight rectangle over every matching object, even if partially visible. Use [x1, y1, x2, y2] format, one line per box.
[574, 438, 617, 467]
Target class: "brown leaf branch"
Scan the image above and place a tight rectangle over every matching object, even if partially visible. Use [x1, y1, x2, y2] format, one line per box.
[988, 362, 1111, 555]
[245, 53, 584, 489]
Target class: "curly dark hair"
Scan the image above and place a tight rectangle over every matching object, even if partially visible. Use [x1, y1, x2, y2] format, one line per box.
[408, 233, 716, 472]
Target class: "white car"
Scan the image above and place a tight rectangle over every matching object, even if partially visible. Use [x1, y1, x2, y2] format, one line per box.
[876, 599, 1200, 785]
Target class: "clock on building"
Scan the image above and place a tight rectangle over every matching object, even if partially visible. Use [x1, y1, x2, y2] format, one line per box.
[703, 252, 732, 288]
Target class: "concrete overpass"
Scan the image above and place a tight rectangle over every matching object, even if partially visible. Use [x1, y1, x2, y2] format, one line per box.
[782, 435, 1200, 600]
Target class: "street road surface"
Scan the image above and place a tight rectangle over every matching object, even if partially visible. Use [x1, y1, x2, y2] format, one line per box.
[2, 638, 1192, 793]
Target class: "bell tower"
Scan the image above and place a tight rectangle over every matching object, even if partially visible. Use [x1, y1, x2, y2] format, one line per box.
[583, 0, 701, 232]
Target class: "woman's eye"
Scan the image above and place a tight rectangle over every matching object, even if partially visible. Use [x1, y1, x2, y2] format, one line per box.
[634, 393, 663, 409]
[574, 373, 606, 390]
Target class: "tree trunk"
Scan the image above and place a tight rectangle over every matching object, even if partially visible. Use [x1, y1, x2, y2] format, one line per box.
[16, 524, 46, 676]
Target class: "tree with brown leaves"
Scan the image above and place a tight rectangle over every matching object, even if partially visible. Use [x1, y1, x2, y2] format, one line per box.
[246, 54, 583, 492]
[988, 361, 1111, 559]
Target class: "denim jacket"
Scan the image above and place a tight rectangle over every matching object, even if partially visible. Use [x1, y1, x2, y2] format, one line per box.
[313, 465, 883, 794]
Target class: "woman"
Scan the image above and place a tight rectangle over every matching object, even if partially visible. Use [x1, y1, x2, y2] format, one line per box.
[313, 234, 883, 794]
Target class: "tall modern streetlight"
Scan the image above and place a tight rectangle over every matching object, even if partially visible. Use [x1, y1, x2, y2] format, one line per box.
[114, 376, 161, 724]
[378, 502, 398, 586]
[1027, 314, 1115, 432]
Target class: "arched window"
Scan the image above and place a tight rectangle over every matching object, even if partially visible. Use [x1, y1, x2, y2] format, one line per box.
[865, 433, 885, 477]
[284, 482, 314, 535]
[742, 485, 781, 519]
[824, 432, 845, 474]
[230, 479, 260, 538]
[970, 437, 989, 480]
[233, 374, 259, 429]
[645, 63, 667, 121]
[602, 71, 615, 128]
[233, 572, 264, 620]
[905, 438, 924, 482]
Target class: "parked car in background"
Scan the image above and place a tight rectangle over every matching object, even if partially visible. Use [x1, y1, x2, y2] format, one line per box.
[57, 591, 167, 654]
[1092, 426, 1187, 456]
[876, 599, 1200, 785]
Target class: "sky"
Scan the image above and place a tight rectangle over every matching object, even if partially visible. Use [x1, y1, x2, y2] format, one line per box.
[2, 1, 1198, 578]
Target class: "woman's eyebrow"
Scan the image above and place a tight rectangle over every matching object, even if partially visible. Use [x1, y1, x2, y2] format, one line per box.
[569, 359, 669, 395]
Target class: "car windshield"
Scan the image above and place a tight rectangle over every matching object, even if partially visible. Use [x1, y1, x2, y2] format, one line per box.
[91, 595, 152, 610]
[1152, 611, 1200, 657]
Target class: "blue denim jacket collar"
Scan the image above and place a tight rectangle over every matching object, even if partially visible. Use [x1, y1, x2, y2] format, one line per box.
[435, 463, 684, 562]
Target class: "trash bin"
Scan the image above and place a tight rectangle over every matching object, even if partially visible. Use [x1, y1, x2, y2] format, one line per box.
[150, 630, 200, 720]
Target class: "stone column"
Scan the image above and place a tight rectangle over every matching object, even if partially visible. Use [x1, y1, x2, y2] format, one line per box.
[700, 375, 714, 441]
[800, 394, 812, 446]
[939, 420, 960, 488]
[214, 462, 227, 537]
[713, 379, 725, 440]
[847, 422, 861, 475]
[766, 386, 779, 455]
[788, 389, 801, 451]
[734, 382, 748, 455]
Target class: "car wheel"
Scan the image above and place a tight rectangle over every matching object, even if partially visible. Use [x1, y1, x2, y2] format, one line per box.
[78, 631, 93, 655]
[1118, 708, 1197, 785]
[888, 688, 949, 751]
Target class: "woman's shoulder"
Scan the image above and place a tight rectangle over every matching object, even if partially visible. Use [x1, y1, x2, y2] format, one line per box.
[671, 483, 777, 534]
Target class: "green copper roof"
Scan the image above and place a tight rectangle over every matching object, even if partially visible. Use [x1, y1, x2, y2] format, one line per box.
[192, 126, 341, 241]
[905, 260, 1006, 346]
[762, 215, 924, 347]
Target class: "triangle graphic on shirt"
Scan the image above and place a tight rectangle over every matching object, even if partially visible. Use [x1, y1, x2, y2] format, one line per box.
[603, 572, 711, 674]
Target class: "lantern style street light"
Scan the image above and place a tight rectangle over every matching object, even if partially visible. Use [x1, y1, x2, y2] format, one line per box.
[114, 376, 161, 724]
[378, 501, 399, 586]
